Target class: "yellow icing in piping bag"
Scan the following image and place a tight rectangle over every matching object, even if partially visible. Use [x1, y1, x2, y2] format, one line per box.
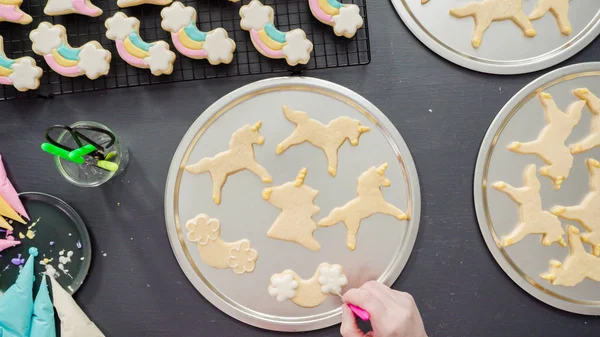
[0, 194, 25, 224]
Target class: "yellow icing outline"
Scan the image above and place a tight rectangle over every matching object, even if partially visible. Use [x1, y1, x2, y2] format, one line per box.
[178, 29, 204, 50]
[51, 49, 78, 67]
[124, 37, 150, 58]
[258, 29, 285, 51]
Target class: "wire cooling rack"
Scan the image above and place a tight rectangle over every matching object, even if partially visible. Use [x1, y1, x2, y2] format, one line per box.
[0, 0, 370, 100]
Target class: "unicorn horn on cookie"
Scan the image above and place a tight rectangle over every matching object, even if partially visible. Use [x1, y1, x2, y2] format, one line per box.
[30, 22, 111, 80]
[0, 0, 32, 24]
[240, 0, 313, 66]
[160, 2, 236, 65]
[0, 36, 42, 92]
[308, 0, 363, 38]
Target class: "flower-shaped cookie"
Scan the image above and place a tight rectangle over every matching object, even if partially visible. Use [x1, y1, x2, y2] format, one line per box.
[228, 241, 258, 274]
[268, 273, 298, 302]
[186, 214, 220, 245]
[318, 264, 348, 294]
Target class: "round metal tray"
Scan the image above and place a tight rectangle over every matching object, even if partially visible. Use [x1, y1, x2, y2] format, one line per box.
[391, 0, 600, 74]
[164, 77, 421, 331]
[474, 62, 600, 315]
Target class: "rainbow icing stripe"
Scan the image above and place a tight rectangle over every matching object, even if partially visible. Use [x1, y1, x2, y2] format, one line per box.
[160, 2, 236, 64]
[30, 22, 111, 79]
[0, 0, 32, 24]
[0, 36, 42, 92]
[308, 0, 363, 38]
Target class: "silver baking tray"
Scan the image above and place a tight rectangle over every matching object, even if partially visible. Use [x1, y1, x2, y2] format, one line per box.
[474, 62, 600, 314]
[164, 77, 421, 331]
[391, 0, 600, 74]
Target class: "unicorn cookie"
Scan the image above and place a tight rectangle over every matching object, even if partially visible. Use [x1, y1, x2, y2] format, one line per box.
[160, 2, 236, 64]
[529, 0, 572, 35]
[268, 263, 347, 307]
[570, 88, 600, 155]
[117, 0, 171, 8]
[0, 0, 31, 24]
[30, 22, 111, 80]
[240, 0, 313, 66]
[0, 36, 42, 92]
[186, 214, 258, 275]
[185, 121, 272, 205]
[308, 0, 363, 38]
[106, 12, 176, 76]
[318, 163, 407, 250]
[44, 0, 102, 17]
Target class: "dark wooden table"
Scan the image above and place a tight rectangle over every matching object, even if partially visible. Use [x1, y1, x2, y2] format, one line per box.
[2, 1, 600, 336]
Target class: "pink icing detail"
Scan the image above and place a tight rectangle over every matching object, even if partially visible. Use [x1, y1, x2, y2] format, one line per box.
[0, 76, 12, 85]
[0, 5, 23, 22]
[171, 32, 208, 58]
[72, 0, 101, 16]
[43, 54, 81, 75]
[308, 0, 333, 23]
[116, 39, 147, 67]
[250, 30, 284, 58]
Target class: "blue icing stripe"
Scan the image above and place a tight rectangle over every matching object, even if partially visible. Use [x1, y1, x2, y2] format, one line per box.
[327, 0, 343, 8]
[128, 31, 153, 51]
[57, 44, 81, 61]
[0, 55, 14, 69]
[184, 23, 207, 42]
[264, 24, 286, 44]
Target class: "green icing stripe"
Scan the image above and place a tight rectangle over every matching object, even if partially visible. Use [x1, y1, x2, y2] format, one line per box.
[128, 31, 152, 51]
[327, 0, 343, 8]
[184, 23, 207, 42]
[57, 44, 81, 61]
[264, 24, 286, 44]
[0, 55, 14, 69]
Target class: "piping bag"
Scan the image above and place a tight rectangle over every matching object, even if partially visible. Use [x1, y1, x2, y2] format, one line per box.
[334, 292, 370, 321]
[0, 155, 29, 220]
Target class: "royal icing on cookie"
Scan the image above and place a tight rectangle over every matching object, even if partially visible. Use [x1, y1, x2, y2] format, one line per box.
[160, 2, 236, 64]
[240, 0, 313, 66]
[44, 0, 102, 17]
[508, 92, 585, 189]
[268, 263, 347, 307]
[450, 0, 536, 48]
[570, 88, 600, 154]
[105, 12, 176, 76]
[185, 121, 272, 205]
[186, 214, 258, 274]
[308, 0, 363, 38]
[276, 106, 370, 177]
[263, 168, 321, 251]
[493, 164, 566, 247]
[318, 163, 407, 250]
[117, 0, 171, 8]
[30, 22, 111, 80]
[541, 225, 600, 287]
[552, 159, 600, 256]
[0, 36, 42, 92]
[0, 0, 31, 24]
[529, 0, 571, 35]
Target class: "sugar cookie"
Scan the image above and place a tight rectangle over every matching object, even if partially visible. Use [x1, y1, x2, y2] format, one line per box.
[117, 0, 171, 8]
[186, 214, 258, 275]
[308, 0, 364, 38]
[240, 0, 313, 66]
[185, 121, 272, 205]
[318, 163, 407, 250]
[43, 0, 102, 17]
[421, 0, 429, 3]
[262, 168, 321, 251]
[268, 263, 347, 307]
[105, 12, 176, 76]
[450, 0, 536, 48]
[160, 2, 236, 64]
[0, 0, 31, 24]
[541, 226, 600, 287]
[30, 22, 111, 80]
[529, 0, 571, 35]
[493, 164, 566, 247]
[276, 106, 370, 177]
[508, 92, 585, 189]
[0, 36, 42, 92]
[570, 88, 600, 155]
[552, 159, 600, 256]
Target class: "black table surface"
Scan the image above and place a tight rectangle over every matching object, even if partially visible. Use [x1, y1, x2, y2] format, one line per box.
[2, 1, 600, 336]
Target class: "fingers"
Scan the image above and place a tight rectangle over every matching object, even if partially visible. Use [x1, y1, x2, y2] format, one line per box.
[343, 288, 385, 317]
[340, 304, 364, 337]
[362, 281, 396, 307]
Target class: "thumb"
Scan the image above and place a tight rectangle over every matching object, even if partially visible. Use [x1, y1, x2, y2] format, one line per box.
[340, 304, 364, 337]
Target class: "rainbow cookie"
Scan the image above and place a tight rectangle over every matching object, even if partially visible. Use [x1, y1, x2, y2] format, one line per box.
[105, 12, 176, 76]
[117, 0, 171, 8]
[30, 22, 111, 80]
[0, 36, 42, 92]
[160, 2, 236, 64]
[240, 0, 313, 66]
[308, 0, 363, 38]
[0, 0, 32, 24]
[44, 0, 102, 17]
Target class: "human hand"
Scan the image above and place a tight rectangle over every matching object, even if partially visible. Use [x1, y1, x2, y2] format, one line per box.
[340, 281, 427, 337]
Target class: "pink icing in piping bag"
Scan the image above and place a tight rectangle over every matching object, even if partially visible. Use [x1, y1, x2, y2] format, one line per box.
[348, 304, 370, 321]
[0, 155, 29, 220]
